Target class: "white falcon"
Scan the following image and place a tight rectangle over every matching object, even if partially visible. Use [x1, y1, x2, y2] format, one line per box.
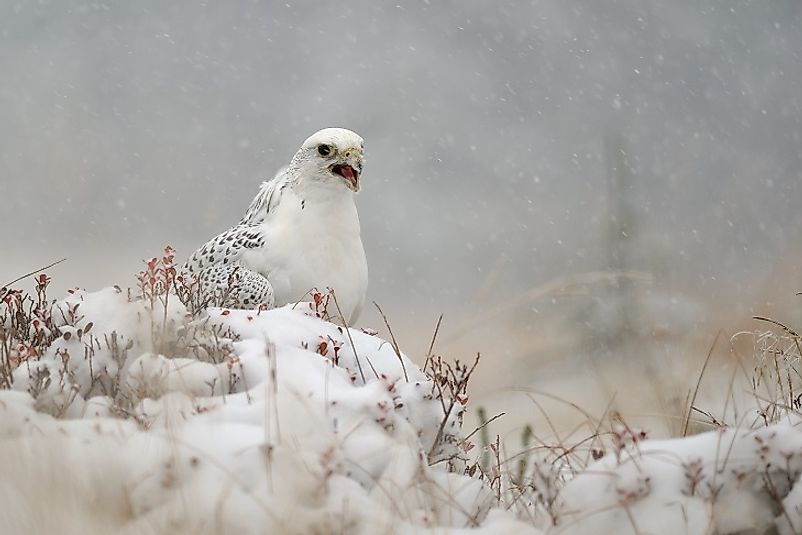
[181, 128, 369, 323]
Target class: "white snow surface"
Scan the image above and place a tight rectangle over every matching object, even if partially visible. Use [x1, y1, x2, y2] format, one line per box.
[557, 421, 802, 534]
[2, 287, 536, 534]
[6, 286, 802, 534]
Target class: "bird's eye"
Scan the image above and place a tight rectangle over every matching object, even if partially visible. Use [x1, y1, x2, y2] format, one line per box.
[317, 144, 332, 156]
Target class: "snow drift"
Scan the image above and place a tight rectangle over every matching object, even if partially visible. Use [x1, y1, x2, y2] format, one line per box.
[1, 285, 532, 534]
[3, 275, 802, 534]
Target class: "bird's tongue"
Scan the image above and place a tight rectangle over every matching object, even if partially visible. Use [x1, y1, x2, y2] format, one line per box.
[340, 165, 356, 181]
[332, 163, 358, 187]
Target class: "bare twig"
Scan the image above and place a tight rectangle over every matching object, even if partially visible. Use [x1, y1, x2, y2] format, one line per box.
[464, 411, 506, 442]
[2, 258, 66, 288]
[425, 313, 443, 372]
[373, 301, 408, 383]
[330, 289, 366, 384]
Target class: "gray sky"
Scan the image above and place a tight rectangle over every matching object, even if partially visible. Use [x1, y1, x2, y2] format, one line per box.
[2, 1, 801, 360]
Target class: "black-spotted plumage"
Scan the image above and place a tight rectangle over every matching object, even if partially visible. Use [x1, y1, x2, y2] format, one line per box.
[182, 223, 276, 307]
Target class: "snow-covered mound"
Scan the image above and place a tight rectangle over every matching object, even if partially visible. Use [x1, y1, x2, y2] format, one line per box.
[556, 422, 802, 535]
[2, 287, 534, 534]
[5, 282, 802, 534]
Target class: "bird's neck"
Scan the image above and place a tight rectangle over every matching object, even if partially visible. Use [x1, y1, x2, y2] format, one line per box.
[292, 176, 355, 205]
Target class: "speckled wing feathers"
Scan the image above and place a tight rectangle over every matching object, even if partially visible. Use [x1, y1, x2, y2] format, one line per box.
[180, 174, 290, 308]
[187, 263, 275, 308]
[184, 223, 261, 267]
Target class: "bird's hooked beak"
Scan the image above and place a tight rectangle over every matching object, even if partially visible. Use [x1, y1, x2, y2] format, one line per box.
[330, 148, 363, 192]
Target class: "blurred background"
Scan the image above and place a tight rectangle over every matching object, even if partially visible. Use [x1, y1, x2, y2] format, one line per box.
[2, 1, 801, 439]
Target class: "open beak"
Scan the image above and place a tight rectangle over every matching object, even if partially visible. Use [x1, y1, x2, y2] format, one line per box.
[330, 151, 362, 191]
[331, 164, 359, 191]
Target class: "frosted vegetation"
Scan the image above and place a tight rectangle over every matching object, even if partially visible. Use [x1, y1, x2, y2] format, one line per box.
[2, 249, 802, 534]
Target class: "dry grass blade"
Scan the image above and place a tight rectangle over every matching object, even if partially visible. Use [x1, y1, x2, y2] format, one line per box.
[753, 315, 801, 338]
[682, 330, 721, 437]
[509, 387, 603, 432]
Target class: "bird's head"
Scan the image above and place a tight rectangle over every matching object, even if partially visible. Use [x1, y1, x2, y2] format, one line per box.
[291, 128, 365, 192]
